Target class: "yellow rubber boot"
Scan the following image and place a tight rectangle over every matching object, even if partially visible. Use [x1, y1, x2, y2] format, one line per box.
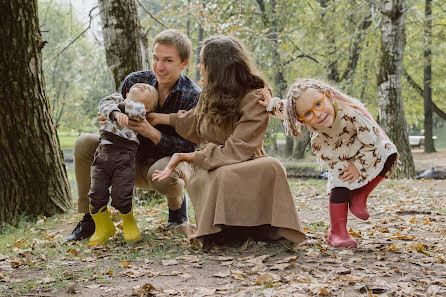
[89, 205, 116, 244]
[120, 208, 141, 243]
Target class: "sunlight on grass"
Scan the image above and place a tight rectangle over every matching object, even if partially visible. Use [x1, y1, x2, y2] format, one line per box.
[58, 134, 78, 148]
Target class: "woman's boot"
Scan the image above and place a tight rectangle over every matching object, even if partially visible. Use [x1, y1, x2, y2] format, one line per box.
[120, 207, 141, 243]
[327, 202, 357, 248]
[89, 205, 116, 244]
[350, 176, 384, 220]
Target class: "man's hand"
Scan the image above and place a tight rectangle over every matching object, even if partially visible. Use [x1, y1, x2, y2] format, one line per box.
[152, 153, 195, 181]
[339, 161, 360, 184]
[115, 113, 129, 126]
[128, 118, 161, 143]
[97, 112, 107, 126]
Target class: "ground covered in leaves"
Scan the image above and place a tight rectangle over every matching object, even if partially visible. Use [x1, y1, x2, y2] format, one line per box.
[1, 176, 445, 297]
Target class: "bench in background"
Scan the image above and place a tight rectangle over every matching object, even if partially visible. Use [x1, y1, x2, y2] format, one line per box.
[409, 135, 438, 149]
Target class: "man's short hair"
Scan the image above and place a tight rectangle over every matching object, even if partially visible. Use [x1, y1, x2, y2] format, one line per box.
[153, 29, 192, 62]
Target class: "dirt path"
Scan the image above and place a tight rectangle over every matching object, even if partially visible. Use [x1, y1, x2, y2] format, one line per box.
[1, 178, 445, 296]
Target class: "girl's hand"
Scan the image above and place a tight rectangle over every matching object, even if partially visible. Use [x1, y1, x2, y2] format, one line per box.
[152, 152, 195, 181]
[256, 88, 272, 108]
[115, 113, 129, 126]
[146, 112, 170, 127]
[97, 112, 107, 126]
[339, 161, 360, 184]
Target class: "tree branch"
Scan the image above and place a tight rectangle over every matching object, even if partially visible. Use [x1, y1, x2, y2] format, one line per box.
[285, 36, 319, 63]
[135, 0, 169, 29]
[403, 68, 446, 120]
[48, 6, 98, 65]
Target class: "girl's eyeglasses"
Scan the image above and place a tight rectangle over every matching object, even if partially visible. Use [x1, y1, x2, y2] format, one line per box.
[298, 92, 326, 122]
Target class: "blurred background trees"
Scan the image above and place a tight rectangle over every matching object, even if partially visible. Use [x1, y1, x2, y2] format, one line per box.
[39, 0, 446, 173]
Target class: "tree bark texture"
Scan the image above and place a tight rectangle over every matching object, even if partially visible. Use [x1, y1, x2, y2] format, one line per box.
[423, 0, 435, 152]
[194, 24, 203, 82]
[376, 0, 415, 178]
[98, 0, 148, 91]
[0, 0, 71, 225]
[257, 0, 296, 158]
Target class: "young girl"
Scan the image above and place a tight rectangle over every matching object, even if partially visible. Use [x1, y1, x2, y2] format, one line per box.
[258, 79, 398, 248]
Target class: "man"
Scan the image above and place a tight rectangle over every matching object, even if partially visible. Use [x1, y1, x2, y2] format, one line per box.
[66, 29, 201, 241]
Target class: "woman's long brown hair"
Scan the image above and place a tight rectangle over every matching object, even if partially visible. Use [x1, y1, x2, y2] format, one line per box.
[195, 35, 269, 128]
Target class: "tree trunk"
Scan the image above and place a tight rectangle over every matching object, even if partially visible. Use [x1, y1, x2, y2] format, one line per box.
[423, 0, 435, 152]
[376, 0, 415, 178]
[293, 129, 311, 159]
[98, 0, 148, 91]
[0, 0, 71, 226]
[194, 24, 203, 82]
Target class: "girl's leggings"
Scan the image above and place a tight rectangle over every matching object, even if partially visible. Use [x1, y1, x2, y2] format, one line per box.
[330, 153, 398, 204]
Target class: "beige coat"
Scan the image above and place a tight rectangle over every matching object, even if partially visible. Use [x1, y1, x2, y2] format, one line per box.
[169, 90, 305, 244]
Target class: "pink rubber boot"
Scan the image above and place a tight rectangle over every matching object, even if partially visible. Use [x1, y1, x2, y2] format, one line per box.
[327, 202, 358, 248]
[350, 176, 384, 220]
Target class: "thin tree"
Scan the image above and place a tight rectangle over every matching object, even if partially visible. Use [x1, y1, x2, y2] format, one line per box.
[423, 0, 435, 152]
[256, 0, 294, 157]
[368, 0, 416, 178]
[194, 1, 205, 82]
[0, 0, 71, 226]
[98, 0, 149, 90]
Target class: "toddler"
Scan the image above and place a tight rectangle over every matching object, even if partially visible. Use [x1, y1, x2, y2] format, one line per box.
[88, 83, 158, 245]
[258, 79, 398, 248]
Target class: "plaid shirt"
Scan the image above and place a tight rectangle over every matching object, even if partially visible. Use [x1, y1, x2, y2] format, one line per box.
[121, 70, 201, 161]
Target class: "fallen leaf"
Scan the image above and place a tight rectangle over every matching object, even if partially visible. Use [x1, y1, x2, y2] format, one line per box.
[314, 288, 330, 295]
[132, 283, 157, 296]
[67, 248, 80, 256]
[216, 256, 234, 261]
[232, 271, 245, 280]
[175, 255, 199, 262]
[255, 273, 274, 285]
[270, 263, 295, 271]
[195, 287, 216, 296]
[13, 239, 27, 249]
[213, 272, 229, 278]
[349, 228, 362, 238]
[162, 259, 178, 266]
[121, 260, 131, 267]
[241, 239, 250, 251]
[180, 273, 192, 280]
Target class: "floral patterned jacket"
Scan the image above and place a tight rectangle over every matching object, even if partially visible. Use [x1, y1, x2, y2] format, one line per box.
[98, 93, 145, 143]
[307, 105, 399, 193]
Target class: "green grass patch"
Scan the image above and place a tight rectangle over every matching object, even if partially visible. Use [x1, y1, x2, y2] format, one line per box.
[288, 178, 325, 190]
[58, 134, 78, 148]
[283, 162, 320, 170]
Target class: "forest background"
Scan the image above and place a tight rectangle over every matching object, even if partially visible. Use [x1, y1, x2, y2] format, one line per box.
[0, 1, 445, 295]
[41, 0, 446, 152]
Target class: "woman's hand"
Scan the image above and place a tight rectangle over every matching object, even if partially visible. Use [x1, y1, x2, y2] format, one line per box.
[115, 113, 129, 126]
[256, 88, 272, 108]
[146, 112, 170, 127]
[152, 152, 195, 181]
[339, 161, 360, 184]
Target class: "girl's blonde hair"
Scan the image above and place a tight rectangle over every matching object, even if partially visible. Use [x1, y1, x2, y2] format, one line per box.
[284, 78, 375, 136]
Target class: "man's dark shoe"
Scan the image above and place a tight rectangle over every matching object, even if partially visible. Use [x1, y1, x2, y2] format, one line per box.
[166, 194, 189, 228]
[65, 213, 95, 241]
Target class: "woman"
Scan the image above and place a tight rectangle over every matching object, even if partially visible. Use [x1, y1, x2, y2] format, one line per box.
[150, 35, 305, 245]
